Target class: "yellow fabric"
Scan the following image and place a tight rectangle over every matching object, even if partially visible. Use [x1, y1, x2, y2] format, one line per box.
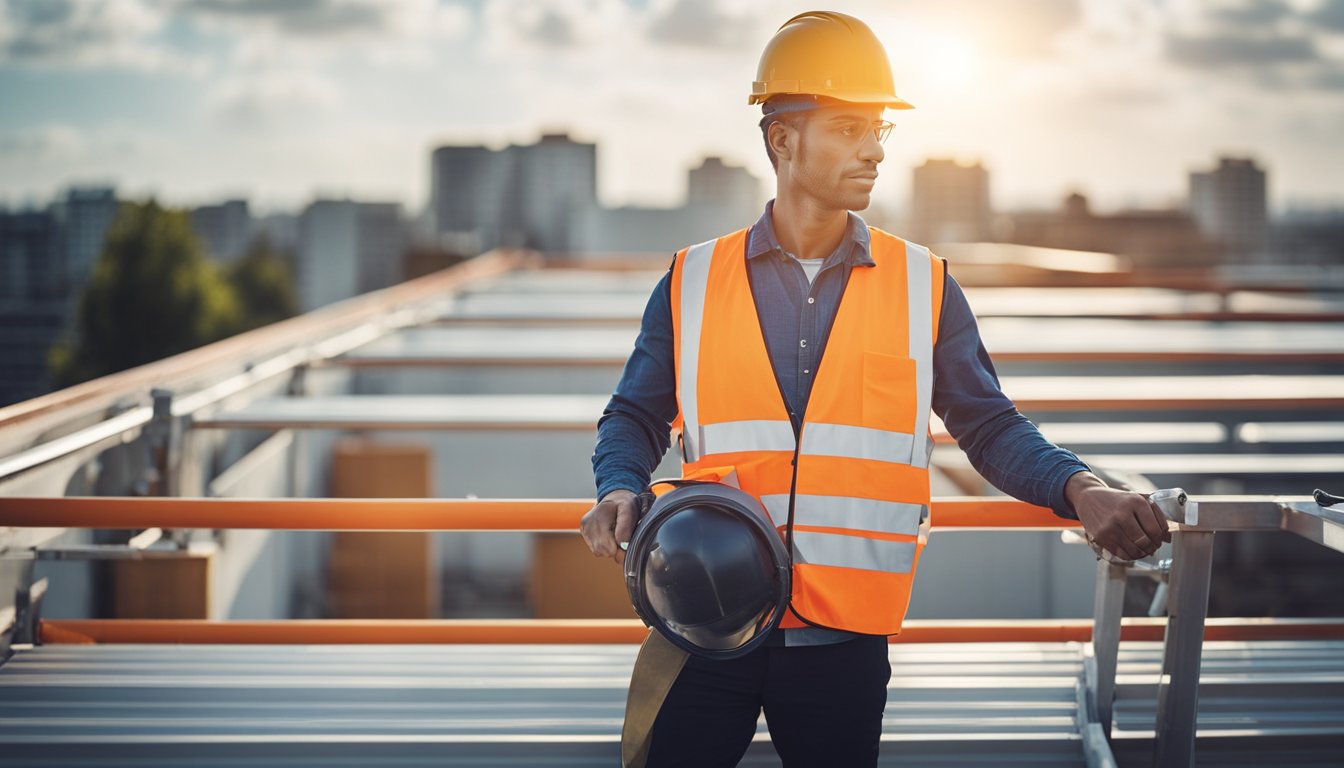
[621, 630, 690, 768]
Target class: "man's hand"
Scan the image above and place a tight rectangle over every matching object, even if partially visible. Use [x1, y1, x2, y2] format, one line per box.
[1066, 471, 1171, 561]
[579, 489, 640, 567]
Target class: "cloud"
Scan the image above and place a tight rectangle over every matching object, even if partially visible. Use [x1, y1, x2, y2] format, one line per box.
[1313, 0, 1344, 31]
[1165, 30, 1318, 67]
[207, 71, 341, 129]
[0, 124, 86, 158]
[645, 0, 764, 49]
[1208, 0, 1293, 28]
[176, 0, 400, 38]
[0, 0, 179, 70]
[481, 0, 627, 52]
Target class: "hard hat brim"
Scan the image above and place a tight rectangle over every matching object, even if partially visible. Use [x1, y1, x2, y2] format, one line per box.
[749, 89, 914, 110]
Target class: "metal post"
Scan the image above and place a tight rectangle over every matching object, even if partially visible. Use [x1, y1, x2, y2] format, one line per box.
[1091, 558, 1128, 736]
[144, 388, 180, 497]
[1153, 529, 1215, 768]
[287, 365, 308, 497]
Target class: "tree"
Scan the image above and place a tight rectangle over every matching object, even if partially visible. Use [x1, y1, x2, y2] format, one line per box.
[50, 200, 241, 387]
[226, 234, 298, 332]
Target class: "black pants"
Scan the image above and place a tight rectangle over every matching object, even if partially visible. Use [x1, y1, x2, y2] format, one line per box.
[646, 634, 892, 767]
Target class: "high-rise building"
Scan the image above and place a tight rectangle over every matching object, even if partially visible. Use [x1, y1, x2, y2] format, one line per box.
[0, 209, 64, 406]
[356, 202, 406, 295]
[190, 199, 252, 264]
[687, 156, 762, 223]
[0, 209, 60, 302]
[577, 156, 763, 254]
[909, 159, 992, 245]
[297, 199, 405, 312]
[429, 134, 597, 255]
[52, 187, 118, 302]
[1189, 156, 1267, 261]
[511, 134, 597, 254]
[253, 212, 300, 255]
[430, 145, 514, 253]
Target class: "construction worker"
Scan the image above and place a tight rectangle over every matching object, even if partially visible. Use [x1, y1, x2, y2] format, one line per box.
[581, 10, 1170, 767]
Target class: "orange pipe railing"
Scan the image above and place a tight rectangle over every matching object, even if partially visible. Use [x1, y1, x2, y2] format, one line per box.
[0, 496, 1075, 531]
[38, 617, 1344, 645]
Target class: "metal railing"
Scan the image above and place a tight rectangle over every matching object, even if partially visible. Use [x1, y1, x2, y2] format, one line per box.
[0, 250, 532, 484]
[1071, 489, 1344, 768]
[2, 492, 1343, 767]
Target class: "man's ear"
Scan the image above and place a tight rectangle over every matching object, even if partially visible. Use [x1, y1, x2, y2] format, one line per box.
[768, 120, 793, 164]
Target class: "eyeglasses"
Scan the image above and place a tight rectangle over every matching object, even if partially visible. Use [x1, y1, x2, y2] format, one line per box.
[767, 115, 897, 147]
[836, 119, 895, 145]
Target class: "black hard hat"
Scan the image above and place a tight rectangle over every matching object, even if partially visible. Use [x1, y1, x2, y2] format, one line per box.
[625, 481, 791, 659]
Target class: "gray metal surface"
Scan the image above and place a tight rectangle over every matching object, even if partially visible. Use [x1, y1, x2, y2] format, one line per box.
[193, 374, 1344, 431]
[338, 321, 1344, 366]
[447, 279, 1344, 321]
[1108, 640, 1344, 768]
[192, 395, 611, 430]
[3, 639, 1341, 767]
[0, 642, 1086, 767]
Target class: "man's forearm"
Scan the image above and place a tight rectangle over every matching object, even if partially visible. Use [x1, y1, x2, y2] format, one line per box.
[592, 400, 671, 499]
[960, 408, 1091, 519]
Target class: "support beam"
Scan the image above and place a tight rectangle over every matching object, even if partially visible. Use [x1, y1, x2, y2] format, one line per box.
[1153, 529, 1216, 768]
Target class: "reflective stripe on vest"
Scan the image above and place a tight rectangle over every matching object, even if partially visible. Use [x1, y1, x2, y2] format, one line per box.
[671, 227, 943, 635]
[676, 239, 716, 463]
[761, 494, 926, 538]
[792, 531, 917, 573]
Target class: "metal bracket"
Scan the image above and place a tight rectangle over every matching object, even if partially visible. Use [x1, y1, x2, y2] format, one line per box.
[11, 577, 48, 646]
[141, 389, 181, 497]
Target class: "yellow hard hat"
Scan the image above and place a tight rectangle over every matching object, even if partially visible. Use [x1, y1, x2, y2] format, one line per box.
[749, 11, 913, 109]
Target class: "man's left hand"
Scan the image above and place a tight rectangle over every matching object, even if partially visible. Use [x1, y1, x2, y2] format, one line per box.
[1065, 471, 1171, 561]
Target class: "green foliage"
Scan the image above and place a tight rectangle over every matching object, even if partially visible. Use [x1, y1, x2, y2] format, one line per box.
[227, 235, 298, 332]
[50, 200, 242, 387]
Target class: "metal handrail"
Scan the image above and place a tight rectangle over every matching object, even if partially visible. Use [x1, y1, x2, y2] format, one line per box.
[0, 496, 1067, 531]
[36, 616, 1344, 646]
[1078, 490, 1344, 768]
[6, 492, 1341, 768]
[0, 250, 533, 481]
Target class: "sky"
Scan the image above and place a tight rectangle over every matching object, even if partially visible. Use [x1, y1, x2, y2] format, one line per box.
[1, 0, 1343, 216]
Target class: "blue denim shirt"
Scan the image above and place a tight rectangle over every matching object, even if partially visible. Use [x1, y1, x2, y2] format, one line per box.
[593, 201, 1090, 645]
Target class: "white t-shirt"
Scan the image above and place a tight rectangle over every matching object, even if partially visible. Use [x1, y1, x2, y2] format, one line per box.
[790, 254, 825, 285]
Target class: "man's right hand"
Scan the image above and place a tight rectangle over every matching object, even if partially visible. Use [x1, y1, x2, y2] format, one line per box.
[579, 489, 639, 567]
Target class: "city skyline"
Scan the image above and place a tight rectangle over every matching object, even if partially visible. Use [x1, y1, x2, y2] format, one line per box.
[2, 0, 1344, 215]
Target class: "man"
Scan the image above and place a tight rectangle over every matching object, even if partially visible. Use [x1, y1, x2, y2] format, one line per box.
[580, 11, 1170, 767]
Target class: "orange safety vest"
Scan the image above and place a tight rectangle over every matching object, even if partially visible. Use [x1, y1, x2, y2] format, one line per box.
[669, 227, 944, 635]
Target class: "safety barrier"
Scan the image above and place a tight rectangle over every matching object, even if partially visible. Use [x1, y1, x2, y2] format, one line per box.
[36, 616, 1344, 646]
[6, 490, 1341, 768]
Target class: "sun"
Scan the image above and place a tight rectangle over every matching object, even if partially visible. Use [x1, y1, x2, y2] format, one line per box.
[922, 32, 982, 93]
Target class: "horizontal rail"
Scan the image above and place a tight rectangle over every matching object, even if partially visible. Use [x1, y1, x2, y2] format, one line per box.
[323, 351, 1344, 368]
[36, 617, 1344, 645]
[0, 497, 1069, 531]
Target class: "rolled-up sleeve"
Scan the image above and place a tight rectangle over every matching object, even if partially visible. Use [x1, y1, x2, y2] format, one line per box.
[931, 271, 1090, 519]
[592, 268, 680, 500]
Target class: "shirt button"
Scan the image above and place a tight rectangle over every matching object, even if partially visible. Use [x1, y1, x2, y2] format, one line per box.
[800, 339, 807, 348]
[804, 369, 810, 375]
[807, 297, 815, 304]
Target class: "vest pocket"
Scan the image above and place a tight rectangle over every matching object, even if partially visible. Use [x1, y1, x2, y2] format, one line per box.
[862, 352, 917, 437]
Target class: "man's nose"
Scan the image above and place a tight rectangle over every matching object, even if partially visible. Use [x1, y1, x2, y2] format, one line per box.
[858, 130, 884, 163]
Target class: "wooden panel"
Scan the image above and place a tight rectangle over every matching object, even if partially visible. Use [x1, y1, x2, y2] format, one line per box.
[110, 555, 211, 619]
[326, 440, 436, 619]
[530, 533, 636, 619]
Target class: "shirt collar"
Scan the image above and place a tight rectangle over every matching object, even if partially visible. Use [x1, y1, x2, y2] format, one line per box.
[746, 199, 875, 268]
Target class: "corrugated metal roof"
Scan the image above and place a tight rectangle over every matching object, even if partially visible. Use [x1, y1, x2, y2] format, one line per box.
[3, 640, 1340, 766]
